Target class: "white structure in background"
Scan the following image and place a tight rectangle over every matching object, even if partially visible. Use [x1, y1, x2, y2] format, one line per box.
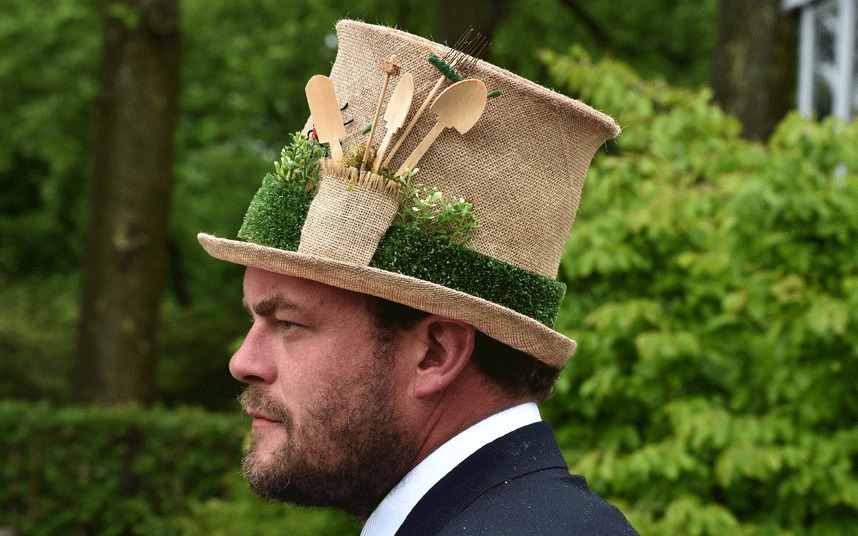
[782, 0, 857, 120]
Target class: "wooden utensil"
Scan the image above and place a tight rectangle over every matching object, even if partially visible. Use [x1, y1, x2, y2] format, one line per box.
[381, 75, 444, 170]
[361, 56, 400, 176]
[372, 72, 414, 171]
[382, 32, 486, 169]
[396, 79, 487, 177]
[305, 75, 347, 161]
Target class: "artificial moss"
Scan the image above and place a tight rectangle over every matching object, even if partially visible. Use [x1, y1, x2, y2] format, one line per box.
[237, 174, 314, 249]
[370, 227, 565, 327]
[235, 181, 565, 327]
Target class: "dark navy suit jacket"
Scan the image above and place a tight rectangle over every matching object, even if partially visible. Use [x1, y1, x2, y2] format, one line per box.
[394, 422, 639, 535]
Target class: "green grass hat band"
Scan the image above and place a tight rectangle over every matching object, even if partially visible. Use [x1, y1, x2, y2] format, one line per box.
[237, 176, 566, 327]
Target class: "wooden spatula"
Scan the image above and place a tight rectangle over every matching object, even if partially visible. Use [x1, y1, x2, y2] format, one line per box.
[305, 75, 347, 161]
[372, 72, 414, 171]
[396, 79, 487, 177]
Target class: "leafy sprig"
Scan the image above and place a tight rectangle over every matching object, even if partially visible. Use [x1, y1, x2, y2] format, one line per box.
[394, 168, 478, 247]
[270, 132, 326, 190]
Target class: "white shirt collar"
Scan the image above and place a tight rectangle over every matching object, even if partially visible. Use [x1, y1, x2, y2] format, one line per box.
[360, 402, 542, 536]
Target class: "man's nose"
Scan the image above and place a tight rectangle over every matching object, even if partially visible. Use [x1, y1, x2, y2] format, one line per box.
[229, 323, 275, 384]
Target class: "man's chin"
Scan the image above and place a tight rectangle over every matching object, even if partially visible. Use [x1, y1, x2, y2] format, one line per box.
[243, 430, 290, 476]
[241, 447, 291, 500]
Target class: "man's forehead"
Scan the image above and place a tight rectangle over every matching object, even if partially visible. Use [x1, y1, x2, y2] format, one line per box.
[242, 267, 370, 309]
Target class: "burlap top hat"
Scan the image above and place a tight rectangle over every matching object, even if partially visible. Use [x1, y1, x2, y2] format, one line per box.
[198, 20, 619, 368]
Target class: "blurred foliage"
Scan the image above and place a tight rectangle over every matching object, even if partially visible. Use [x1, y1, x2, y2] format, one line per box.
[5, 0, 855, 534]
[0, 275, 78, 402]
[4, 0, 119, 399]
[493, 0, 717, 86]
[540, 46, 858, 535]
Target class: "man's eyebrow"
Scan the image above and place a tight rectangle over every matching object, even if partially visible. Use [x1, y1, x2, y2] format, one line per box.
[242, 294, 300, 317]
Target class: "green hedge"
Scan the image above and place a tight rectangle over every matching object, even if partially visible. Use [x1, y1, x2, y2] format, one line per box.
[0, 401, 244, 535]
[0, 401, 359, 535]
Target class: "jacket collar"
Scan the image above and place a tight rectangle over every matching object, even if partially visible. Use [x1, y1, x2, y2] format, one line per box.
[394, 421, 566, 536]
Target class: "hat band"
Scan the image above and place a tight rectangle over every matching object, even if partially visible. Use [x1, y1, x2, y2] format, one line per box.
[237, 176, 566, 327]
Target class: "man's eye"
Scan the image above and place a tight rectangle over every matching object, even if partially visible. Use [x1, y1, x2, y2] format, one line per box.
[276, 320, 297, 331]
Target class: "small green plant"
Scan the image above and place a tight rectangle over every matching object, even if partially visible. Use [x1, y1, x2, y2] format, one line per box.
[271, 132, 326, 190]
[395, 169, 478, 246]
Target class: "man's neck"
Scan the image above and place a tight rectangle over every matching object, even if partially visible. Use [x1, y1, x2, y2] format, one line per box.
[408, 362, 535, 471]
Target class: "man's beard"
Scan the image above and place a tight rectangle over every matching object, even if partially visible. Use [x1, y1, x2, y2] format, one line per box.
[238, 337, 417, 519]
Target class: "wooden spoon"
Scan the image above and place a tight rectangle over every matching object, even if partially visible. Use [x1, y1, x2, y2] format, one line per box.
[305, 75, 346, 161]
[372, 72, 414, 171]
[381, 75, 444, 170]
[396, 79, 487, 176]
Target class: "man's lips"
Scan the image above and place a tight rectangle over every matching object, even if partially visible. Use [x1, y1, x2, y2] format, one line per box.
[246, 409, 281, 423]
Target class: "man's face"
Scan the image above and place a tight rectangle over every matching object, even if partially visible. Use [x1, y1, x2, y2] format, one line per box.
[231, 267, 418, 518]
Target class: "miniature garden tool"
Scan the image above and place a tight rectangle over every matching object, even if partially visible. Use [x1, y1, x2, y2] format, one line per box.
[305, 75, 347, 161]
[396, 78, 488, 177]
[361, 55, 400, 176]
[381, 32, 486, 170]
[372, 72, 414, 171]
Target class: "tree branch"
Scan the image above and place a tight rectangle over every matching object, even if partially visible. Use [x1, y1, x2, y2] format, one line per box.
[557, 0, 611, 46]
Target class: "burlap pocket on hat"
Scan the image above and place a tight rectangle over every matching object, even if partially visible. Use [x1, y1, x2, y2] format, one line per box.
[298, 160, 400, 265]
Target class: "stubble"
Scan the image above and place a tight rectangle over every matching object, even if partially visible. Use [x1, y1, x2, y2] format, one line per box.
[238, 337, 417, 519]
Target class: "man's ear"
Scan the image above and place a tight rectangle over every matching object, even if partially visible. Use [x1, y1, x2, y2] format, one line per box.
[406, 316, 475, 398]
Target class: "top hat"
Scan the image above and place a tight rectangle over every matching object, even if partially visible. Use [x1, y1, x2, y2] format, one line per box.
[198, 20, 619, 368]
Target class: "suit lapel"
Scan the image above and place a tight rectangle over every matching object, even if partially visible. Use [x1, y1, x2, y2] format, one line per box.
[394, 422, 567, 536]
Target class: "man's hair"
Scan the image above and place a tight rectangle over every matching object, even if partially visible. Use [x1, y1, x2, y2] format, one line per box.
[366, 298, 561, 401]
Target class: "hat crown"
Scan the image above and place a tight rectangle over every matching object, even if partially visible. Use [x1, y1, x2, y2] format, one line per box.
[328, 20, 619, 278]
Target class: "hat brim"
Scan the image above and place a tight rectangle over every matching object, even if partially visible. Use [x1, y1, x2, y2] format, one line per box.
[198, 233, 575, 368]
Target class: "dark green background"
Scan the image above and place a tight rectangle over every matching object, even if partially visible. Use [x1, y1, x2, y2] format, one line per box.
[4, 0, 858, 534]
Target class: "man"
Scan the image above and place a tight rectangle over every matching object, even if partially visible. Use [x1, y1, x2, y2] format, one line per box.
[200, 20, 638, 535]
